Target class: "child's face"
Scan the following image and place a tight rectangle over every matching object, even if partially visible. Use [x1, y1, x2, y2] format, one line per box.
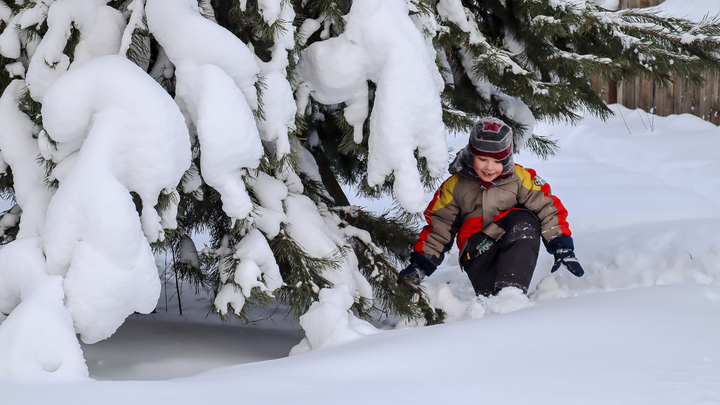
[473, 155, 503, 182]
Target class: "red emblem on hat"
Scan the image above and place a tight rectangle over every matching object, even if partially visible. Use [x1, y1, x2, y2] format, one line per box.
[483, 120, 503, 132]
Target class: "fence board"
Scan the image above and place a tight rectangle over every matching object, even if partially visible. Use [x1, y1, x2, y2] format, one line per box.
[590, 0, 720, 125]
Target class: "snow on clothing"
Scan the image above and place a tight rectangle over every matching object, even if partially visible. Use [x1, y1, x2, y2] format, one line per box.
[462, 209, 541, 295]
[413, 163, 571, 269]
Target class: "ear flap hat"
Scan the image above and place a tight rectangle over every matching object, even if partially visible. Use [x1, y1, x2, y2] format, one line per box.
[467, 117, 514, 177]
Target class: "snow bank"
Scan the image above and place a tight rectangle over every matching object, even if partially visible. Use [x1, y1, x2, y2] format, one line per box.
[422, 105, 720, 321]
[651, 0, 720, 22]
[0, 238, 87, 379]
[290, 286, 379, 354]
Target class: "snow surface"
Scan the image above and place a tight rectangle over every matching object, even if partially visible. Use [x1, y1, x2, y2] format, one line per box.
[2, 0, 720, 401]
[3, 106, 720, 403]
[650, 0, 720, 22]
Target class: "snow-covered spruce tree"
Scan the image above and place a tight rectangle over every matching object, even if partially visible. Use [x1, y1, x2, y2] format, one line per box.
[0, 0, 443, 376]
[0, 0, 719, 377]
[433, 0, 720, 155]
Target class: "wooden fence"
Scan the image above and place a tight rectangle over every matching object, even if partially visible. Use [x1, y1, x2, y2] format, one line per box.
[591, 0, 720, 125]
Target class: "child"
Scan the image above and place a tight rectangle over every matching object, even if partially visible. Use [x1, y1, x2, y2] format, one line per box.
[400, 118, 584, 296]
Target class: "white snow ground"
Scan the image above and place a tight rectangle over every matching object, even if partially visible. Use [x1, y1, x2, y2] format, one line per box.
[3, 105, 720, 404]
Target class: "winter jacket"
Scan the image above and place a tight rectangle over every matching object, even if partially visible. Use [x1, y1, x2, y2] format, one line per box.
[414, 163, 571, 266]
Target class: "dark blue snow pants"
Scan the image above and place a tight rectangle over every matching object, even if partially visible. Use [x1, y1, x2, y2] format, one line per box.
[461, 210, 541, 296]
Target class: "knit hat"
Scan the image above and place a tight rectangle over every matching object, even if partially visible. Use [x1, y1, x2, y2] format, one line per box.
[467, 117, 514, 177]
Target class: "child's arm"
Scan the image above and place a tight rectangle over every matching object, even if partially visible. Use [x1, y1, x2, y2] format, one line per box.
[413, 174, 463, 267]
[515, 165, 584, 277]
[514, 165, 570, 243]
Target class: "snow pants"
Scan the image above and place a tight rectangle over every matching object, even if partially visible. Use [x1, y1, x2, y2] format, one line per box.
[462, 210, 541, 296]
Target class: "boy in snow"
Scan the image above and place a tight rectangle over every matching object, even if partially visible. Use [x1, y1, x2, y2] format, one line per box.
[400, 118, 585, 296]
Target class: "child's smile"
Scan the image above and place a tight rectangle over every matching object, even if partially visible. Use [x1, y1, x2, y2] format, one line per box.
[473, 155, 503, 182]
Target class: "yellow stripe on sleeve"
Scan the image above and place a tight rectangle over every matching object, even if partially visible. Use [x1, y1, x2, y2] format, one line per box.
[431, 174, 461, 211]
[515, 165, 542, 191]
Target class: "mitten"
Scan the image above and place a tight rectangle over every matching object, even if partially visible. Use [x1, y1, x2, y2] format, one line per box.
[547, 236, 585, 277]
[399, 262, 425, 284]
[551, 248, 585, 277]
[399, 252, 437, 284]
[460, 232, 495, 267]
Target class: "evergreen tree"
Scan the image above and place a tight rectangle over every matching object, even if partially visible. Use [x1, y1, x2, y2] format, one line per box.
[0, 0, 718, 376]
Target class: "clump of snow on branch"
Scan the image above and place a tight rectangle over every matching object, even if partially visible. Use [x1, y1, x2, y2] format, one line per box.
[255, 1, 296, 158]
[437, 0, 486, 45]
[0, 78, 88, 377]
[0, 81, 53, 237]
[247, 171, 288, 238]
[25, 0, 125, 101]
[295, 0, 448, 213]
[119, 0, 151, 69]
[39, 55, 191, 344]
[146, 0, 263, 222]
[290, 285, 379, 355]
[284, 192, 373, 300]
[0, 1, 47, 61]
[214, 230, 284, 316]
[287, 147, 374, 302]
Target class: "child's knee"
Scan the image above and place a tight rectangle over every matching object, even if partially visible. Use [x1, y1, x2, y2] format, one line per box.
[504, 211, 540, 242]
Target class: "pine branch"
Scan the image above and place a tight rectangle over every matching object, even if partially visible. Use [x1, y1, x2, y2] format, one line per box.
[436, 0, 720, 132]
[351, 237, 444, 325]
[524, 134, 559, 160]
[62, 23, 81, 61]
[123, 17, 152, 69]
[298, 0, 351, 35]
[16, 85, 42, 127]
[334, 206, 418, 262]
[271, 228, 338, 318]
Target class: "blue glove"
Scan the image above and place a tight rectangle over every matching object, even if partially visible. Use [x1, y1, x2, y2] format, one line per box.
[399, 252, 437, 284]
[399, 262, 425, 284]
[547, 236, 585, 277]
[551, 248, 585, 277]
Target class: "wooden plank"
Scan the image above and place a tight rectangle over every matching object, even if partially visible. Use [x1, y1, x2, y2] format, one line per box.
[712, 72, 720, 124]
[593, 0, 719, 125]
[699, 75, 708, 121]
[674, 77, 683, 115]
[636, 78, 646, 112]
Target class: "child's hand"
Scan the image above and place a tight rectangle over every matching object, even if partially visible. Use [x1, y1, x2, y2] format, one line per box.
[547, 235, 585, 277]
[399, 263, 425, 284]
[551, 248, 585, 277]
[399, 252, 437, 284]
[460, 233, 495, 267]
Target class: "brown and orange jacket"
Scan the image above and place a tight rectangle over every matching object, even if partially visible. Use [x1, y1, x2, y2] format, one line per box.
[414, 164, 571, 266]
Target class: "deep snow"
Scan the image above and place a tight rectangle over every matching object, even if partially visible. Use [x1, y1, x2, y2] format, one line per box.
[3, 105, 720, 404]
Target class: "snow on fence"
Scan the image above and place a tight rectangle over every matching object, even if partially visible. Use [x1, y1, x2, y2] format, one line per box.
[591, 0, 720, 125]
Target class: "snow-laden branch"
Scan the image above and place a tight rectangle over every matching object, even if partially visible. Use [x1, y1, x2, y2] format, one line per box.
[25, 0, 124, 101]
[0, 81, 52, 238]
[40, 55, 191, 343]
[255, 2, 296, 158]
[295, 0, 448, 213]
[147, 0, 262, 222]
